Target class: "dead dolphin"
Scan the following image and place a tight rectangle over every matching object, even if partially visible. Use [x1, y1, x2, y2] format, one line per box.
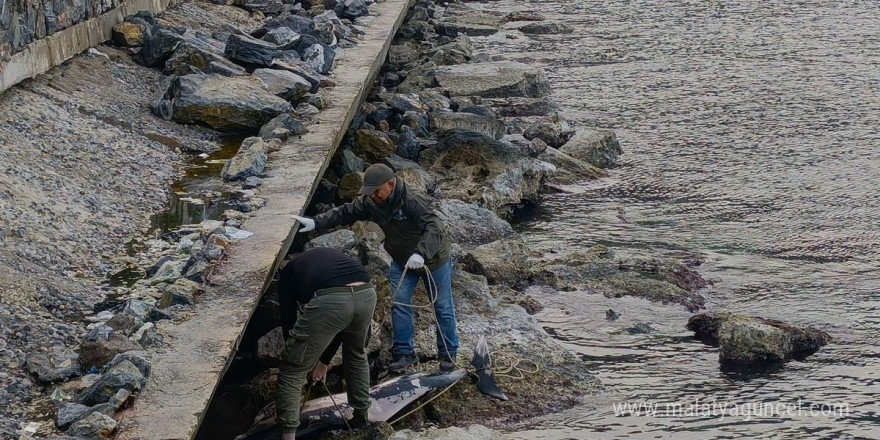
[234, 338, 504, 439]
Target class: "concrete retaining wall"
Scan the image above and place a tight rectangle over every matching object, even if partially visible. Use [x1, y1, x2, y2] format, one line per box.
[0, 0, 174, 94]
[114, 0, 415, 437]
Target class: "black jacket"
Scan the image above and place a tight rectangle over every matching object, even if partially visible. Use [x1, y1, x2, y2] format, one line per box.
[314, 178, 450, 270]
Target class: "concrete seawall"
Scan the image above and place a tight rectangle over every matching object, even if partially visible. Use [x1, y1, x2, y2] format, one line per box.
[114, 0, 415, 437]
[0, 0, 177, 94]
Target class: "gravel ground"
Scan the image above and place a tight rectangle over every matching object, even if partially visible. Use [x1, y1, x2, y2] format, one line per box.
[0, 2, 265, 435]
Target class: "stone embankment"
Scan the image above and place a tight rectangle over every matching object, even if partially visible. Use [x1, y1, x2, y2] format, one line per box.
[0, 0, 740, 439]
[218, 1, 714, 440]
[1, 0, 393, 436]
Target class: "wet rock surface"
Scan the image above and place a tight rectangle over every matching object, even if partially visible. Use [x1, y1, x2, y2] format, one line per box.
[688, 313, 832, 367]
[152, 74, 293, 131]
[533, 246, 708, 312]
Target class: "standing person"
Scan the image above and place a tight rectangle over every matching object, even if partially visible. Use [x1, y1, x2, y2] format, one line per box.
[275, 247, 377, 440]
[292, 163, 459, 373]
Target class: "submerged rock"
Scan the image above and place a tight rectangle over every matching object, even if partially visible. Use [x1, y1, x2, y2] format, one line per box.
[687, 313, 832, 366]
[518, 22, 574, 35]
[151, 74, 292, 131]
[534, 249, 708, 312]
[435, 62, 550, 98]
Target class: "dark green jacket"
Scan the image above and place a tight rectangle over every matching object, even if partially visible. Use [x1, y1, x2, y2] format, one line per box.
[314, 178, 451, 270]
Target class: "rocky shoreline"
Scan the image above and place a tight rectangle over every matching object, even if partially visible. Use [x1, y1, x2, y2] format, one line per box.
[0, 0, 834, 438]
[207, 1, 718, 439]
[2, 0, 379, 437]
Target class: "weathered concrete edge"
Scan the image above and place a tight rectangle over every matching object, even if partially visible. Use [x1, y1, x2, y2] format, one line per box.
[114, 0, 414, 438]
[0, 0, 176, 94]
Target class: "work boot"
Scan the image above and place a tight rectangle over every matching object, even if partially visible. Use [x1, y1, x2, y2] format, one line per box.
[388, 353, 419, 373]
[348, 408, 369, 429]
[439, 354, 456, 371]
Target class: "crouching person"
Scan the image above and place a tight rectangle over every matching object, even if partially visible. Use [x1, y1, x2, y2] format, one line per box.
[275, 247, 377, 440]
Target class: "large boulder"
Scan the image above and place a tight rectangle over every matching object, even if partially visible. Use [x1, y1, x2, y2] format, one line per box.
[134, 29, 184, 67]
[482, 97, 557, 117]
[112, 22, 147, 47]
[460, 238, 532, 287]
[271, 59, 328, 93]
[222, 137, 269, 181]
[262, 27, 301, 46]
[537, 147, 607, 184]
[225, 33, 284, 67]
[429, 111, 506, 140]
[337, 172, 365, 200]
[428, 36, 474, 66]
[151, 74, 293, 131]
[65, 412, 117, 438]
[253, 14, 315, 38]
[304, 229, 357, 252]
[435, 62, 550, 98]
[25, 345, 81, 383]
[419, 130, 556, 216]
[259, 113, 307, 141]
[77, 361, 147, 405]
[354, 129, 396, 163]
[78, 334, 141, 371]
[382, 155, 435, 195]
[256, 327, 286, 368]
[335, 0, 370, 21]
[253, 69, 312, 102]
[501, 134, 547, 158]
[687, 313, 832, 366]
[558, 128, 623, 168]
[301, 43, 336, 75]
[522, 114, 575, 148]
[164, 31, 241, 77]
[395, 126, 421, 162]
[436, 9, 502, 37]
[55, 402, 92, 430]
[397, 62, 438, 93]
[433, 199, 515, 247]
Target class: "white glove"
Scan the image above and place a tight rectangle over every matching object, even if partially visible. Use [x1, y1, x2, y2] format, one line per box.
[405, 253, 425, 270]
[291, 215, 315, 232]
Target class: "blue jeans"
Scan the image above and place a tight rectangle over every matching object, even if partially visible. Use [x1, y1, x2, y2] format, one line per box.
[389, 259, 459, 357]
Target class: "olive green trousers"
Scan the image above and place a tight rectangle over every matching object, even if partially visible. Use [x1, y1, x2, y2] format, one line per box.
[276, 283, 377, 434]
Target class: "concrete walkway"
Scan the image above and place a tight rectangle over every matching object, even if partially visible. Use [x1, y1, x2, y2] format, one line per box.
[114, 0, 414, 438]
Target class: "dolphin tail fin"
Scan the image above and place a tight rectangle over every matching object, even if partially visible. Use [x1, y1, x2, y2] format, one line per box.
[470, 336, 508, 401]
